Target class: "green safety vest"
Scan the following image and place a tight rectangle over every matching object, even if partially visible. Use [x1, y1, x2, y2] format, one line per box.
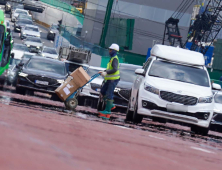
[105, 55, 120, 80]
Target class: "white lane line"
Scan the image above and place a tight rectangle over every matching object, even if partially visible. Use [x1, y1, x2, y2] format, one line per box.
[114, 125, 131, 130]
[191, 146, 215, 154]
[149, 135, 165, 140]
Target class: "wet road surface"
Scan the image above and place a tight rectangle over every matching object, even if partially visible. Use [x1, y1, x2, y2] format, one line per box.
[0, 85, 222, 170]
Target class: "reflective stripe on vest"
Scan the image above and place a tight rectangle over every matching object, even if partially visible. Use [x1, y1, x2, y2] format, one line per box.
[105, 55, 120, 80]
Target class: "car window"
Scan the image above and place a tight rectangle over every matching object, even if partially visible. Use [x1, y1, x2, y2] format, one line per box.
[148, 60, 210, 87]
[215, 93, 222, 104]
[119, 67, 140, 82]
[26, 37, 41, 43]
[27, 59, 66, 75]
[25, 27, 38, 32]
[43, 48, 57, 54]
[13, 44, 29, 51]
[16, 10, 27, 15]
[51, 25, 58, 30]
[18, 20, 33, 25]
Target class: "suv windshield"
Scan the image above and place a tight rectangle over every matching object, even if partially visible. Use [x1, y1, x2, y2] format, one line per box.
[18, 20, 32, 25]
[214, 93, 222, 104]
[16, 10, 27, 15]
[27, 59, 66, 75]
[149, 60, 210, 87]
[120, 67, 140, 82]
[26, 37, 41, 43]
[43, 48, 57, 54]
[13, 44, 29, 51]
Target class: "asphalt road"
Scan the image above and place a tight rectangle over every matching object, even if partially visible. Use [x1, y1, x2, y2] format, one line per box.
[0, 4, 222, 170]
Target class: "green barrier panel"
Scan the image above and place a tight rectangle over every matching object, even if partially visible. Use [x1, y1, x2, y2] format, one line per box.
[40, 0, 84, 25]
[100, 56, 124, 68]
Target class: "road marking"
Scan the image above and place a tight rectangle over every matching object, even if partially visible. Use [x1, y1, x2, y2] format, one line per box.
[191, 146, 215, 154]
[149, 135, 165, 140]
[114, 125, 131, 130]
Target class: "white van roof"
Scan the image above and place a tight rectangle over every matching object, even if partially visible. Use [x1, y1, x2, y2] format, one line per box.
[151, 45, 205, 66]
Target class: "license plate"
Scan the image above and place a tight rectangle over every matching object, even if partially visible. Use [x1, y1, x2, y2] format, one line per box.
[35, 80, 48, 85]
[166, 104, 188, 112]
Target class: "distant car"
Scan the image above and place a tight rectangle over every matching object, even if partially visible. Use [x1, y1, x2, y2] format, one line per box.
[16, 56, 68, 98]
[4, 20, 11, 32]
[17, 14, 32, 22]
[41, 46, 59, 59]
[11, 9, 29, 22]
[24, 37, 43, 53]
[47, 24, 59, 41]
[14, 19, 33, 32]
[96, 64, 142, 111]
[11, 43, 30, 62]
[211, 91, 222, 127]
[20, 24, 40, 39]
[5, 0, 24, 14]
[7, 52, 35, 86]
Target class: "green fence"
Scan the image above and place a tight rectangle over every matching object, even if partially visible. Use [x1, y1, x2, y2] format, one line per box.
[40, 0, 84, 25]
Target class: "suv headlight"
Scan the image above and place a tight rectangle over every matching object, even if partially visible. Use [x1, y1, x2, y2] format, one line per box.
[144, 82, 159, 95]
[198, 96, 213, 103]
[19, 72, 28, 77]
[36, 46, 40, 49]
[57, 79, 64, 84]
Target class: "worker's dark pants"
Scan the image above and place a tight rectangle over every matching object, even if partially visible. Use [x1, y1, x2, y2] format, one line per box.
[100, 79, 120, 100]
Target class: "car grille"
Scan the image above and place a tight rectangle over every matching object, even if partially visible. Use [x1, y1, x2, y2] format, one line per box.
[26, 75, 58, 86]
[118, 89, 131, 100]
[160, 91, 198, 106]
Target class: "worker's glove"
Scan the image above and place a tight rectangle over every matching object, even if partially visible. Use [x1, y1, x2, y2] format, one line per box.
[98, 71, 107, 77]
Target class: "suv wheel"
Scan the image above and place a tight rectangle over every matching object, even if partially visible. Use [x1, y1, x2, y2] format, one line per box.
[125, 95, 133, 121]
[97, 95, 105, 111]
[191, 125, 209, 136]
[16, 87, 26, 95]
[132, 96, 143, 124]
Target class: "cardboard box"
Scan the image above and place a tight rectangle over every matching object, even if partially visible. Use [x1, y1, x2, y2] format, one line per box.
[55, 76, 79, 101]
[70, 67, 91, 87]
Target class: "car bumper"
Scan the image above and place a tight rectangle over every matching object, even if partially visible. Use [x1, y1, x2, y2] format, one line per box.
[17, 77, 59, 94]
[136, 89, 213, 128]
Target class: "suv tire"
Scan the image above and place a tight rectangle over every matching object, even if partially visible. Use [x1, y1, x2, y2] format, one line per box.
[133, 96, 143, 124]
[191, 125, 209, 136]
[125, 94, 133, 121]
[97, 95, 105, 111]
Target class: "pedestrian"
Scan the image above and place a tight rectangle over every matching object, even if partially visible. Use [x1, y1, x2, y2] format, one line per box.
[98, 43, 120, 120]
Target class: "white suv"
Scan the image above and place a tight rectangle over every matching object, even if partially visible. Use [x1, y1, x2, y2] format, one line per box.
[126, 44, 221, 135]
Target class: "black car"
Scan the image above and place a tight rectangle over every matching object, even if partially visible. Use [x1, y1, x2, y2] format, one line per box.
[96, 64, 142, 111]
[14, 19, 33, 32]
[6, 1, 24, 13]
[16, 56, 68, 97]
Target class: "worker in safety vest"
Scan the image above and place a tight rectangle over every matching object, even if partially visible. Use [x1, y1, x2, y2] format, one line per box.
[98, 43, 120, 120]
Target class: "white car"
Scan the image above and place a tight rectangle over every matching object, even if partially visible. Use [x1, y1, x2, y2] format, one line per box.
[11, 9, 30, 22]
[20, 24, 40, 39]
[41, 47, 59, 59]
[126, 44, 221, 135]
[24, 37, 43, 53]
[211, 90, 222, 126]
[11, 43, 30, 63]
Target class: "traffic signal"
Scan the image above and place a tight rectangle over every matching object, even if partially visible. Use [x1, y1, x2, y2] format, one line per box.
[58, 19, 62, 32]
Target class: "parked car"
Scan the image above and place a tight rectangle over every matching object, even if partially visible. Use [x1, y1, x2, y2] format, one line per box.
[47, 24, 59, 41]
[21, 24, 40, 39]
[23, 37, 43, 53]
[16, 56, 68, 97]
[125, 44, 221, 135]
[11, 9, 29, 22]
[11, 43, 30, 61]
[5, 0, 24, 13]
[96, 64, 142, 111]
[211, 90, 222, 129]
[41, 46, 59, 59]
[14, 19, 33, 32]
[7, 52, 35, 86]
[17, 14, 33, 22]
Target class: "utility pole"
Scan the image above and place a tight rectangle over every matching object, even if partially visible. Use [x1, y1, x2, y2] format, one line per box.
[99, 0, 114, 48]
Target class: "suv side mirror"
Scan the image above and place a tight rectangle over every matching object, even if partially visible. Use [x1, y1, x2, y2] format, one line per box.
[212, 83, 221, 90]
[135, 69, 145, 76]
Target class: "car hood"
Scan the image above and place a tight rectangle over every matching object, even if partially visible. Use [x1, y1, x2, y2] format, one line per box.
[12, 50, 24, 59]
[90, 77, 103, 85]
[116, 81, 133, 89]
[22, 68, 67, 79]
[25, 41, 43, 47]
[147, 76, 212, 98]
[24, 30, 40, 36]
[42, 53, 58, 59]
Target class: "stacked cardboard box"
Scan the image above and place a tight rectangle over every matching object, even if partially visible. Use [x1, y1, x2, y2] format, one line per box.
[55, 67, 91, 101]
